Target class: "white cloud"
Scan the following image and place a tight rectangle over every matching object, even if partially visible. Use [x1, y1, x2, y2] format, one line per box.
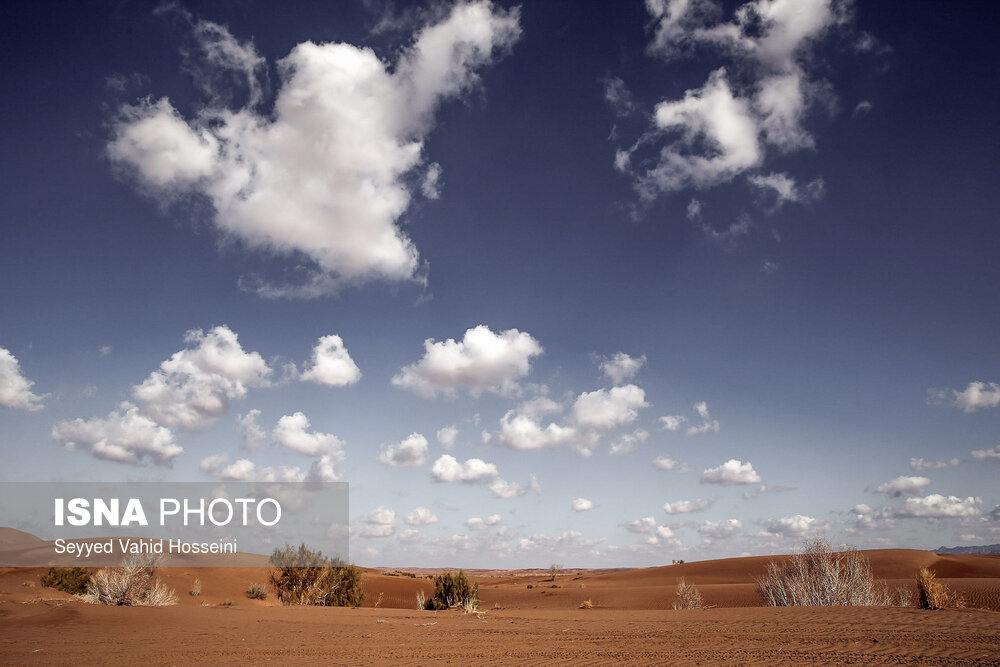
[971, 444, 1000, 462]
[359, 506, 396, 538]
[238, 408, 266, 451]
[131, 325, 271, 430]
[603, 76, 635, 117]
[932, 381, 1000, 413]
[378, 432, 429, 467]
[572, 384, 648, 430]
[909, 457, 961, 471]
[430, 454, 498, 484]
[598, 352, 646, 385]
[404, 506, 438, 526]
[701, 459, 762, 485]
[108, 3, 521, 297]
[621, 516, 658, 534]
[652, 455, 680, 470]
[488, 478, 531, 499]
[465, 514, 502, 531]
[51, 401, 182, 466]
[630, 68, 762, 196]
[199, 454, 255, 481]
[572, 498, 595, 512]
[436, 425, 459, 449]
[273, 411, 345, 459]
[300, 335, 361, 387]
[200, 452, 340, 483]
[760, 514, 826, 537]
[698, 518, 743, 539]
[748, 172, 824, 211]
[485, 407, 577, 451]
[659, 415, 687, 431]
[663, 498, 716, 515]
[623, 0, 849, 201]
[893, 495, 982, 519]
[0, 347, 46, 411]
[852, 100, 872, 117]
[392, 325, 542, 398]
[99, 345, 113, 357]
[609, 429, 649, 455]
[871, 476, 931, 498]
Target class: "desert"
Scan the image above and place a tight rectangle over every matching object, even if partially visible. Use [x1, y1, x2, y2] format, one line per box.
[2, 538, 999, 664]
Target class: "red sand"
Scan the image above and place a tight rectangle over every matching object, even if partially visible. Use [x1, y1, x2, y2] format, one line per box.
[2, 546, 999, 664]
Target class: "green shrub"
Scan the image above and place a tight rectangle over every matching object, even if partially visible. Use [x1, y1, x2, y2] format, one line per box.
[41, 567, 92, 596]
[424, 569, 478, 610]
[268, 543, 364, 607]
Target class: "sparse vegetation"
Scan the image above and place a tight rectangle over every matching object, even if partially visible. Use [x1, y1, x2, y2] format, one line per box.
[916, 567, 964, 609]
[579, 599, 593, 609]
[40, 567, 92, 596]
[268, 543, 364, 607]
[424, 570, 478, 610]
[672, 578, 705, 610]
[896, 586, 913, 607]
[416, 588, 426, 610]
[80, 554, 177, 606]
[246, 582, 267, 600]
[189, 578, 201, 596]
[756, 538, 891, 607]
[549, 563, 562, 581]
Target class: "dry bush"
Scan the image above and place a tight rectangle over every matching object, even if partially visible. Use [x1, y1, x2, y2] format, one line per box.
[916, 568, 964, 610]
[896, 586, 913, 608]
[415, 588, 426, 610]
[246, 582, 267, 600]
[41, 567, 92, 596]
[579, 599, 593, 609]
[269, 543, 364, 607]
[189, 578, 201, 596]
[673, 577, 705, 610]
[756, 538, 891, 607]
[81, 553, 177, 606]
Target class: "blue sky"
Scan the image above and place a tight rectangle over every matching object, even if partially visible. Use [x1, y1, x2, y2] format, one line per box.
[1, 0, 998, 567]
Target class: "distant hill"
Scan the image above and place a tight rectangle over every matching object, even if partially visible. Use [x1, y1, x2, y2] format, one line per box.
[935, 544, 1000, 555]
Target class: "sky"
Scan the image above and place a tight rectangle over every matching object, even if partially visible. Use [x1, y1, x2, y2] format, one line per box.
[1, 0, 998, 568]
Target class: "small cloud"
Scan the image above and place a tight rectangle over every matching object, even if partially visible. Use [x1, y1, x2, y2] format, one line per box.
[430, 454, 498, 484]
[663, 498, 715, 515]
[392, 325, 543, 398]
[597, 352, 646, 385]
[404, 506, 438, 526]
[273, 411, 345, 458]
[621, 516, 657, 534]
[0, 346, 47, 411]
[892, 494, 981, 519]
[929, 381, 1000, 413]
[300, 335, 362, 387]
[701, 459, 762, 486]
[909, 457, 960, 471]
[870, 475, 931, 498]
[572, 498, 595, 512]
[359, 506, 396, 538]
[52, 401, 181, 466]
[651, 455, 679, 470]
[378, 432, 429, 468]
[852, 100, 873, 117]
[759, 514, 827, 538]
[436, 425, 459, 450]
[698, 519, 742, 540]
[99, 345, 113, 357]
[573, 384, 648, 430]
[238, 408, 267, 451]
[971, 444, 1000, 462]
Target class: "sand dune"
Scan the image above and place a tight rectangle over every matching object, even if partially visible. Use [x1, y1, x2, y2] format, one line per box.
[2, 541, 998, 663]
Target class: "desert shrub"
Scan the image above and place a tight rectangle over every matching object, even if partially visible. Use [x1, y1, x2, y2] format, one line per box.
[579, 599, 593, 609]
[756, 538, 891, 607]
[916, 568, 964, 609]
[673, 577, 705, 610]
[190, 578, 201, 596]
[81, 554, 177, 606]
[246, 582, 267, 600]
[424, 569, 478, 610]
[269, 543, 364, 607]
[415, 588, 426, 610]
[40, 567, 92, 596]
[896, 586, 913, 607]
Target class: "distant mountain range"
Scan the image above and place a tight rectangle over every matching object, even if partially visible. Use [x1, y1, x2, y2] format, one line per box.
[935, 544, 1000, 555]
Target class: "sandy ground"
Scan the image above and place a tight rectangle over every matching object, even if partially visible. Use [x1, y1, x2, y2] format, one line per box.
[2, 543, 999, 664]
